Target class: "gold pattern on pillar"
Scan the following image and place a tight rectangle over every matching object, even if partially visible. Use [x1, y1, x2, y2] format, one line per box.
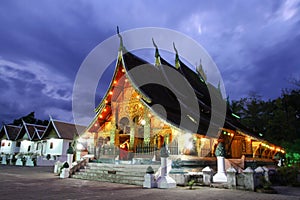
[143, 109, 150, 145]
[110, 120, 116, 145]
[129, 119, 135, 150]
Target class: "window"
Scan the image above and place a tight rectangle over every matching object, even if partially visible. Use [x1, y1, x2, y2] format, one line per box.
[1, 142, 5, 147]
[50, 142, 53, 149]
[8, 142, 10, 147]
[27, 145, 31, 152]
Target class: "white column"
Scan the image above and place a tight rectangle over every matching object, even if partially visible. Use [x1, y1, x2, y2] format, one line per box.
[157, 145, 176, 189]
[67, 153, 73, 168]
[213, 156, 227, 183]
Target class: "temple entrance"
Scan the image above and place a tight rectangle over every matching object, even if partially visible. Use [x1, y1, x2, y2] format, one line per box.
[231, 139, 243, 158]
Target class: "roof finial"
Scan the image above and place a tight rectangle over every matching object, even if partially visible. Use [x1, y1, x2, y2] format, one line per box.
[173, 42, 180, 69]
[217, 80, 221, 92]
[49, 114, 53, 122]
[117, 26, 124, 51]
[152, 38, 161, 66]
[196, 59, 207, 83]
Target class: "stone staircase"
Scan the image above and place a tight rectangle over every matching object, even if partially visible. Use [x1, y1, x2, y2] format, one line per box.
[71, 162, 160, 186]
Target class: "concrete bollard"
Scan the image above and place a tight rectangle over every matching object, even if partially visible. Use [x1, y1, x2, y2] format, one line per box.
[262, 166, 270, 183]
[243, 167, 255, 191]
[254, 166, 265, 187]
[143, 166, 157, 188]
[1, 155, 7, 165]
[54, 161, 62, 174]
[226, 166, 237, 189]
[202, 166, 213, 186]
[59, 168, 70, 179]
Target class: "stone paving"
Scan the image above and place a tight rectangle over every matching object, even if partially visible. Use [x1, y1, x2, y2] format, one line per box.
[0, 165, 299, 200]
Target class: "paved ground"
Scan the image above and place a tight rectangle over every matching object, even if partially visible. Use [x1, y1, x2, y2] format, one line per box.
[0, 165, 299, 200]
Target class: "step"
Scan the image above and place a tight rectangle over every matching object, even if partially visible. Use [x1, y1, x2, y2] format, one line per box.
[87, 162, 160, 168]
[75, 172, 145, 180]
[72, 162, 161, 186]
[81, 169, 146, 176]
[72, 175, 144, 185]
[84, 167, 159, 173]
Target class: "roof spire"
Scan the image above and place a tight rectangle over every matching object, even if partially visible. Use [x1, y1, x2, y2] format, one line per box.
[173, 42, 180, 69]
[152, 38, 161, 67]
[196, 59, 207, 83]
[217, 80, 222, 95]
[49, 114, 53, 122]
[117, 26, 125, 52]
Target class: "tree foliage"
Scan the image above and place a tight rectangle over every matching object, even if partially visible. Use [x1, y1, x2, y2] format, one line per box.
[230, 87, 300, 158]
[12, 112, 49, 126]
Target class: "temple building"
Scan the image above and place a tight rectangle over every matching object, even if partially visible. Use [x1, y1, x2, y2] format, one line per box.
[79, 32, 284, 168]
[0, 124, 21, 155]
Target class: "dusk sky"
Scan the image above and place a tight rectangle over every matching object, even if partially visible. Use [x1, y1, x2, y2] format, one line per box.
[0, 0, 300, 125]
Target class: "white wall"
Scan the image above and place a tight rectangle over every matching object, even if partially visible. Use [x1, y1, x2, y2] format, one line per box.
[62, 140, 72, 156]
[42, 142, 47, 155]
[45, 139, 63, 155]
[19, 140, 34, 154]
[45, 139, 72, 156]
[0, 140, 17, 154]
[32, 142, 44, 155]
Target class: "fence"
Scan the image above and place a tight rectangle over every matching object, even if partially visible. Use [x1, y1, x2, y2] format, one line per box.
[94, 143, 180, 159]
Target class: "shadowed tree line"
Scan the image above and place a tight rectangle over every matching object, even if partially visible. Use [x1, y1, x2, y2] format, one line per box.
[229, 81, 300, 165]
[12, 112, 49, 126]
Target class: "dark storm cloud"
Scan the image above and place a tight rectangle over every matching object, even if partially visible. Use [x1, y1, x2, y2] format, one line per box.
[0, 1, 113, 78]
[0, 0, 299, 124]
[247, 33, 300, 98]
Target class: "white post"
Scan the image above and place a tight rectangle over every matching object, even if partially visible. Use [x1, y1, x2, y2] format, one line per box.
[67, 153, 73, 168]
[1, 155, 7, 165]
[143, 166, 157, 188]
[213, 156, 227, 183]
[157, 144, 176, 189]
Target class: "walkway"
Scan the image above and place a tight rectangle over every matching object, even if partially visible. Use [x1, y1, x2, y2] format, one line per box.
[0, 165, 299, 200]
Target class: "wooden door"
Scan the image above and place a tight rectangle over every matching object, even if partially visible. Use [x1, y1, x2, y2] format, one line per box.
[231, 139, 243, 158]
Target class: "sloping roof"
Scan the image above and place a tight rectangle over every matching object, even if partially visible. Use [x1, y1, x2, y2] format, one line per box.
[0, 125, 21, 141]
[122, 51, 215, 134]
[42, 119, 86, 140]
[16, 122, 46, 141]
[121, 50, 258, 138]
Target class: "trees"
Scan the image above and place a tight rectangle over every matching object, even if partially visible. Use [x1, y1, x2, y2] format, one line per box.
[12, 112, 49, 126]
[229, 87, 300, 162]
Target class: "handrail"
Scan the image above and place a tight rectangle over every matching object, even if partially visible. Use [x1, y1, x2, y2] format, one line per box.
[69, 158, 88, 177]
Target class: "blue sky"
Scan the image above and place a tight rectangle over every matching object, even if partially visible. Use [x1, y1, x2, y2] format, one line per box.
[0, 0, 299, 124]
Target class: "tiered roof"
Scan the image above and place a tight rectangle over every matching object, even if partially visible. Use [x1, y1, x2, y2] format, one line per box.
[16, 121, 47, 141]
[0, 124, 21, 141]
[86, 31, 272, 145]
[42, 118, 86, 140]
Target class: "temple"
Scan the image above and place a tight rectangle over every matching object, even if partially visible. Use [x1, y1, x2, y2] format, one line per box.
[79, 32, 284, 168]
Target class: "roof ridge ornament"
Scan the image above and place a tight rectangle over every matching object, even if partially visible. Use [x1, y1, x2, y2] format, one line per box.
[152, 38, 161, 67]
[217, 80, 223, 97]
[117, 26, 126, 52]
[173, 42, 180, 69]
[196, 59, 207, 83]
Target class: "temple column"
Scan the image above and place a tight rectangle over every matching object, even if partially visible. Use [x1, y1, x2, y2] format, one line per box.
[143, 109, 150, 146]
[129, 120, 135, 150]
[110, 120, 116, 145]
[246, 138, 253, 156]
